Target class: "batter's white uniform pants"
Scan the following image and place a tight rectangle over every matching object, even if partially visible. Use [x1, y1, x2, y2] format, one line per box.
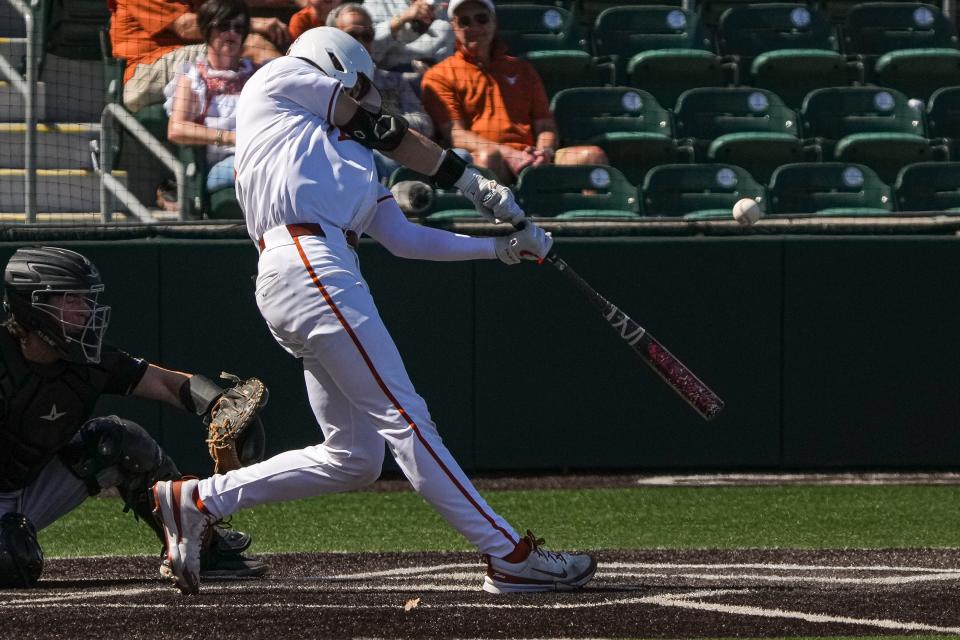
[198, 224, 521, 557]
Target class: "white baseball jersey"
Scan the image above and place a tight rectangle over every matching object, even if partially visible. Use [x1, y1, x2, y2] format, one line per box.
[234, 56, 381, 243]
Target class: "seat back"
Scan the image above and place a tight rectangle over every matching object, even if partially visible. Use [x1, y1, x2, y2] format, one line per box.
[844, 2, 958, 55]
[593, 6, 711, 72]
[927, 85, 960, 138]
[801, 86, 924, 140]
[768, 162, 891, 213]
[515, 165, 639, 216]
[895, 161, 960, 211]
[552, 87, 672, 144]
[45, 0, 111, 60]
[496, 4, 584, 55]
[522, 49, 605, 100]
[642, 163, 764, 216]
[718, 3, 837, 58]
[674, 87, 798, 140]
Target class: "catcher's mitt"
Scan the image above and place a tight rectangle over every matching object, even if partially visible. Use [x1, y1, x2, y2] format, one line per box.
[206, 372, 269, 473]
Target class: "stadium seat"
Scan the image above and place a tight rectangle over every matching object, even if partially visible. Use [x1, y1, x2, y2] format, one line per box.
[768, 162, 893, 214]
[578, 0, 682, 29]
[674, 87, 803, 182]
[641, 163, 765, 218]
[872, 48, 960, 102]
[551, 87, 677, 184]
[495, 4, 585, 55]
[926, 85, 960, 156]
[894, 161, 960, 212]
[800, 86, 940, 183]
[515, 164, 641, 217]
[715, 4, 855, 108]
[592, 6, 714, 82]
[44, 0, 110, 60]
[844, 3, 959, 76]
[522, 50, 610, 100]
[624, 49, 731, 112]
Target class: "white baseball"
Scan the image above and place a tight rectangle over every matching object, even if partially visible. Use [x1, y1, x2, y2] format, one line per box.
[732, 198, 762, 225]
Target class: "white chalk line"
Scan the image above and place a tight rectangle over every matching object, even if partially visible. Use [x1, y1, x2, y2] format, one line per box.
[6, 561, 960, 634]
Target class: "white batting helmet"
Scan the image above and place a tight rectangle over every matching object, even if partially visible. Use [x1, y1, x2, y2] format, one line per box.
[287, 26, 381, 109]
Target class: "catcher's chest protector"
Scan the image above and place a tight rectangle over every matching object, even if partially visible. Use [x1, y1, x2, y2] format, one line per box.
[0, 331, 101, 491]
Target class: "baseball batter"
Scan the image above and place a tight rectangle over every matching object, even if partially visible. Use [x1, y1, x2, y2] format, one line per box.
[152, 27, 596, 595]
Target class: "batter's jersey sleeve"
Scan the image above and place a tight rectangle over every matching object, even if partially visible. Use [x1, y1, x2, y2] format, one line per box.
[263, 57, 342, 123]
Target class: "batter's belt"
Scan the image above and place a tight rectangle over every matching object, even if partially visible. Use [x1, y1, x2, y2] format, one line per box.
[257, 223, 360, 252]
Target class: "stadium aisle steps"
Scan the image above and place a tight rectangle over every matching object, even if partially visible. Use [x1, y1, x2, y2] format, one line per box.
[0, 168, 124, 212]
[0, 123, 98, 169]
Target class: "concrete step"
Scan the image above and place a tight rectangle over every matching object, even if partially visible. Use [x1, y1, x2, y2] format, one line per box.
[0, 3, 25, 38]
[0, 37, 26, 64]
[0, 122, 98, 169]
[41, 55, 104, 120]
[0, 79, 46, 120]
[0, 168, 125, 212]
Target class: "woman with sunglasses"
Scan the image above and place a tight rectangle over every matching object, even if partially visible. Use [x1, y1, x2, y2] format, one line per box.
[165, 0, 258, 197]
[421, 0, 607, 184]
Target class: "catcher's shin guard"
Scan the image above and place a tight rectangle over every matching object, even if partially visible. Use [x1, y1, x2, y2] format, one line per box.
[0, 513, 43, 588]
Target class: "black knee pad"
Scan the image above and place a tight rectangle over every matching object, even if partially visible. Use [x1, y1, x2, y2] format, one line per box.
[0, 513, 43, 588]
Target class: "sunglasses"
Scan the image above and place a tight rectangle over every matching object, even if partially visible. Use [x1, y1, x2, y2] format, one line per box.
[213, 18, 248, 33]
[346, 27, 375, 43]
[454, 12, 491, 27]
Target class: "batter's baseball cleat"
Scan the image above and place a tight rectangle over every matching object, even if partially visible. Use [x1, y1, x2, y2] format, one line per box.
[152, 478, 215, 594]
[482, 530, 597, 594]
[159, 525, 267, 580]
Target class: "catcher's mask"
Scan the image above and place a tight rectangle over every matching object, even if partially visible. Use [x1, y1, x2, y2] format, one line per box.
[287, 26, 382, 111]
[3, 247, 111, 364]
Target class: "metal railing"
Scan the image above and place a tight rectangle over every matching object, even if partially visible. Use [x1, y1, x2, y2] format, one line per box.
[0, 0, 38, 221]
[99, 102, 186, 222]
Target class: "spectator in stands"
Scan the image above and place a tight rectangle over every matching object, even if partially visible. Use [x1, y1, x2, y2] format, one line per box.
[329, 3, 436, 181]
[164, 0, 256, 194]
[420, 0, 606, 184]
[364, 0, 454, 72]
[289, 0, 342, 40]
[111, 0, 293, 113]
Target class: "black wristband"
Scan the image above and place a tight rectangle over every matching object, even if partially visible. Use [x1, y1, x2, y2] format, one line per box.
[432, 149, 468, 189]
[178, 375, 224, 416]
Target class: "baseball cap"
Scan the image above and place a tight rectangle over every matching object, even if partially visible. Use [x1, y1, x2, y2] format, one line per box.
[448, 0, 495, 17]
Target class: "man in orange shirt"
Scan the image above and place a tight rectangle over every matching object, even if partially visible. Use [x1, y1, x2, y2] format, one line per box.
[420, 0, 604, 183]
[112, 0, 293, 113]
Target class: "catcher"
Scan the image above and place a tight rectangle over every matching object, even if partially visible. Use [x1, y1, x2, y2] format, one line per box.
[0, 246, 268, 587]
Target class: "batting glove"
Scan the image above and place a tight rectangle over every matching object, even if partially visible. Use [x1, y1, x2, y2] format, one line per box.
[495, 223, 553, 265]
[455, 167, 526, 225]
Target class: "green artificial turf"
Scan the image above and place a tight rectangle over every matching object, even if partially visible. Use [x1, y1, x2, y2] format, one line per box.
[40, 484, 960, 557]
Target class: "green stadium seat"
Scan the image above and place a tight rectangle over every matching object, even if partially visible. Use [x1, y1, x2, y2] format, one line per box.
[592, 6, 713, 82]
[894, 161, 960, 212]
[873, 48, 960, 102]
[844, 3, 959, 76]
[578, 0, 682, 29]
[717, 4, 838, 60]
[751, 49, 855, 110]
[522, 50, 609, 100]
[768, 162, 892, 214]
[801, 86, 924, 154]
[515, 164, 641, 217]
[551, 87, 677, 184]
[927, 85, 960, 156]
[641, 163, 765, 217]
[495, 4, 586, 55]
[624, 49, 731, 112]
[674, 87, 802, 181]
[800, 86, 941, 182]
[44, 0, 110, 61]
[715, 4, 854, 108]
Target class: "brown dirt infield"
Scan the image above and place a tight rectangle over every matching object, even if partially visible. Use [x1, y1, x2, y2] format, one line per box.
[3, 548, 960, 639]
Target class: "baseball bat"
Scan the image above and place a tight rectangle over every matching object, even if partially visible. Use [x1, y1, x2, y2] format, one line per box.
[513, 221, 724, 420]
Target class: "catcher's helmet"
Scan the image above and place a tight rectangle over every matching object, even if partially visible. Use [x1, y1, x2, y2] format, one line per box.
[3, 247, 111, 363]
[287, 26, 382, 110]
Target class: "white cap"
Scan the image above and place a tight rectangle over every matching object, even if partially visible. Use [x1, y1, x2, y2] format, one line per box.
[448, 0, 495, 17]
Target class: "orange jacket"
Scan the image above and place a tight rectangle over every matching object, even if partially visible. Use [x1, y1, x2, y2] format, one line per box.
[288, 7, 322, 41]
[111, 0, 201, 84]
[421, 41, 552, 150]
